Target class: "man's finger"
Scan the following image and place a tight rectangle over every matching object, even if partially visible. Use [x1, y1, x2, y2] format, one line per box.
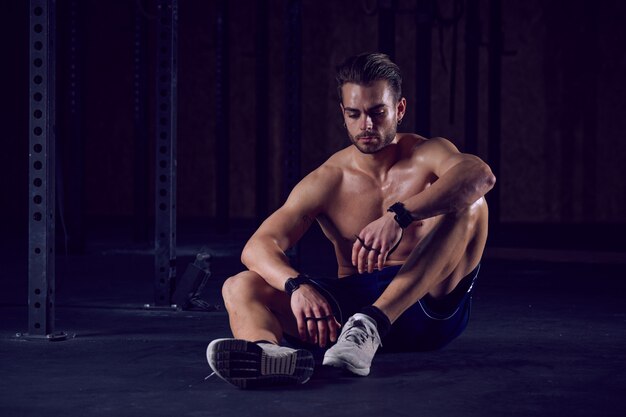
[316, 319, 329, 348]
[352, 238, 363, 266]
[296, 313, 307, 341]
[357, 246, 368, 274]
[367, 248, 377, 273]
[306, 316, 318, 344]
[377, 249, 386, 271]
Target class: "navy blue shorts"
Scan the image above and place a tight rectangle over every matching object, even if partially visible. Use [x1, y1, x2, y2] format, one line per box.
[286, 264, 480, 353]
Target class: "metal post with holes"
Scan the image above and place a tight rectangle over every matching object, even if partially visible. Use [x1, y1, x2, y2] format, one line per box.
[26, 0, 69, 341]
[153, 0, 178, 307]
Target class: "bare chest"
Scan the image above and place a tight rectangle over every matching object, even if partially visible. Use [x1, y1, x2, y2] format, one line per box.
[318, 167, 434, 244]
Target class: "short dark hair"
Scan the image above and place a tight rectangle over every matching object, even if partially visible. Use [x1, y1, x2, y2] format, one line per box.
[335, 52, 402, 103]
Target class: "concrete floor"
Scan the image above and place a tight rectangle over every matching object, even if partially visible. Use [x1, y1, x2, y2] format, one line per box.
[1, 228, 625, 417]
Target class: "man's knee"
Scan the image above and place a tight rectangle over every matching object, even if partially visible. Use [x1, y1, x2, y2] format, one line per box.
[447, 198, 487, 231]
[222, 271, 263, 307]
[222, 271, 271, 308]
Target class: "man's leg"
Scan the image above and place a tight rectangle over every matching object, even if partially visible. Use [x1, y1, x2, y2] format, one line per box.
[324, 200, 488, 375]
[207, 270, 314, 389]
[375, 200, 488, 322]
[221, 270, 297, 343]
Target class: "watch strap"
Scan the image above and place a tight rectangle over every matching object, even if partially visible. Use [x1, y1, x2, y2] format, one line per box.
[284, 274, 311, 295]
[387, 202, 414, 229]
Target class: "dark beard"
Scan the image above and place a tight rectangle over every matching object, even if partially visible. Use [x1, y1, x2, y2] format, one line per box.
[349, 126, 397, 154]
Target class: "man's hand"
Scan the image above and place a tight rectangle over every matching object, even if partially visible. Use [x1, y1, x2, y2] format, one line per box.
[352, 213, 403, 273]
[290, 284, 341, 347]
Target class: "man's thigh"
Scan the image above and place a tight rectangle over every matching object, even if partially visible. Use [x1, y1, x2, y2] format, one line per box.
[309, 266, 402, 324]
[382, 264, 480, 352]
[307, 264, 480, 352]
[226, 270, 300, 337]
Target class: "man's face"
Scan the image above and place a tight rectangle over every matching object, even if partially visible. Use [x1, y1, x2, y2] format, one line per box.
[340, 80, 406, 154]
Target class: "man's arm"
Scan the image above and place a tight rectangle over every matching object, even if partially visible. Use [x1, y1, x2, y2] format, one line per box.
[241, 166, 342, 346]
[353, 137, 495, 273]
[241, 207, 314, 292]
[401, 137, 496, 221]
[241, 171, 325, 291]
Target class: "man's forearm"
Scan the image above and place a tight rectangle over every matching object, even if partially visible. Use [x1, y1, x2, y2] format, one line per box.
[241, 237, 299, 292]
[404, 159, 495, 221]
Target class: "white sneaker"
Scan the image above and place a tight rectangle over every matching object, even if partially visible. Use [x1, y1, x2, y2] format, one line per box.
[206, 338, 314, 389]
[322, 313, 382, 376]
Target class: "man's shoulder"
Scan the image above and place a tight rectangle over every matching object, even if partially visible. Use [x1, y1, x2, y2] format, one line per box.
[311, 146, 352, 177]
[287, 161, 343, 211]
[305, 159, 344, 186]
[397, 132, 428, 145]
[298, 154, 345, 190]
[397, 134, 458, 158]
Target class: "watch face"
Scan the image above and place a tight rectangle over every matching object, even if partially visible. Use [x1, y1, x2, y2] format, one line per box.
[286, 277, 302, 294]
[286, 276, 310, 294]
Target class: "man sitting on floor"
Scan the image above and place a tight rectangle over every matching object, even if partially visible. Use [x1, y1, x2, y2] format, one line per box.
[207, 52, 496, 389]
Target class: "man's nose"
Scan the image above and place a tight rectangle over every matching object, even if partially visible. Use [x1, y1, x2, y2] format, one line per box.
[360, 115, 373, 131]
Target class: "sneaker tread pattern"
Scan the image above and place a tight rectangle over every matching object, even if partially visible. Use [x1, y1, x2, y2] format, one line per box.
[207, 339, 314, 389]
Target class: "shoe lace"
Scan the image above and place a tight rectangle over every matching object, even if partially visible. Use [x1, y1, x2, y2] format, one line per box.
[341, 319, 370, 345]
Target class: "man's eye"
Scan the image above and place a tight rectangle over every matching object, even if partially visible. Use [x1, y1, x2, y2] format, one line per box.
[373, 111, 385, 118]
[348, 114, 359, 119]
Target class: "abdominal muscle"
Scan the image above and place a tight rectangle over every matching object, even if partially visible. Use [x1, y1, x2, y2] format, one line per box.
[318, 214, 443, 278]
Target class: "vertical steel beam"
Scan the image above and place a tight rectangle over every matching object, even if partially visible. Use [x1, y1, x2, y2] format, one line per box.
[464, 0, 480, 155]
[154, 0, 178, 306]
[255, 0, 269, 222]
[133, 1, 150, 242]
[28, 0, 56, 336]
[215, 0, 230, 232]
[487, 0, 501, 224]
[284, 0, 302, 266]
[415, 0, 433, 137]
[378, 0, 396, 61]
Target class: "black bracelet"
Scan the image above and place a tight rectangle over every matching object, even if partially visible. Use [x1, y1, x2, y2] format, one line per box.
[387, 202, 414, 229]
[284, 274, 311, 295]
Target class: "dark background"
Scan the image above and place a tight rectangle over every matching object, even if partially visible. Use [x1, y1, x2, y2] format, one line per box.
[2, 0, 626, 253]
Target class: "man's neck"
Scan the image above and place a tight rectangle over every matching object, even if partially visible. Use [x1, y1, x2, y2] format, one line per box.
[351, 136, 400, 181]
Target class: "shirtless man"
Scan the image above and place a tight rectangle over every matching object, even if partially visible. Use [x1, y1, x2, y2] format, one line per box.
[207, 52, 496, 389]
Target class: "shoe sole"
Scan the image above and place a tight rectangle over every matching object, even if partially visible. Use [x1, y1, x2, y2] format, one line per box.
[207, 338, 315, 389]
[322, 354, 370, 376]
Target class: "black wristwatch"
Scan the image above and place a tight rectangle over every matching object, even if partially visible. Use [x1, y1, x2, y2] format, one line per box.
[284, 274, 311, 295]
[387, 202, 414, 229]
